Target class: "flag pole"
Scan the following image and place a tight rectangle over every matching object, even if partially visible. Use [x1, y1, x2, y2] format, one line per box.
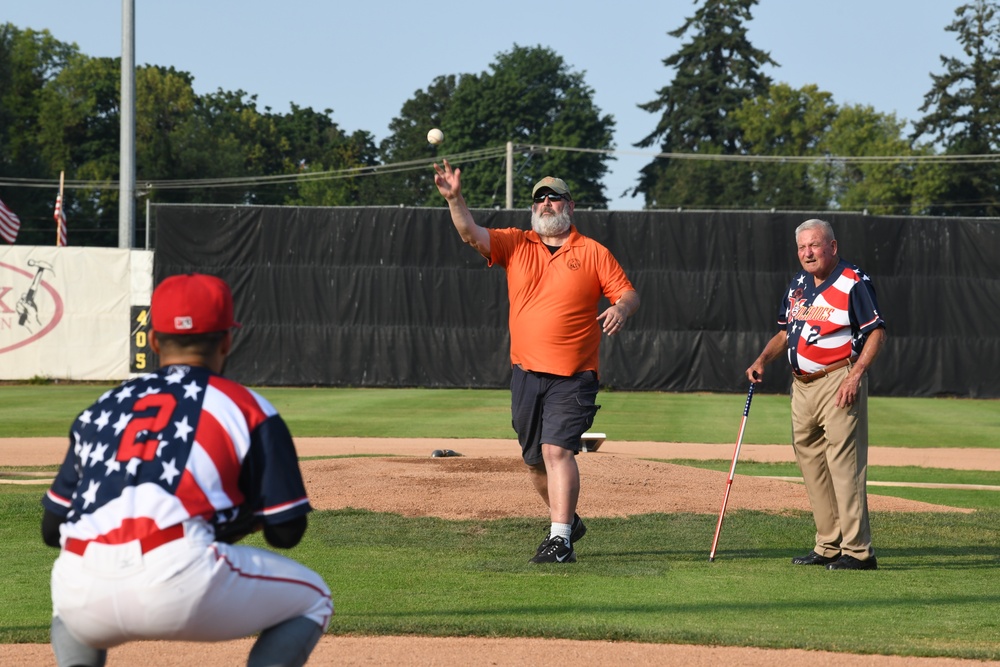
[56, 171, 66, 246]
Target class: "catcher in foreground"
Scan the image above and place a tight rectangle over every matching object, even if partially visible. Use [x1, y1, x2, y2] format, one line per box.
[41, 273, 332, 667]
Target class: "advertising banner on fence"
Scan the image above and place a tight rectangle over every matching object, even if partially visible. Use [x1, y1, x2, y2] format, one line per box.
[0, 246, 153, 381]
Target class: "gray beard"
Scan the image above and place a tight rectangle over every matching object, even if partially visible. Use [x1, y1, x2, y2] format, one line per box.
[531, 208, 572, 237]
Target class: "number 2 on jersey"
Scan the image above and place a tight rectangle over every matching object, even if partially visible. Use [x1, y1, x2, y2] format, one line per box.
[805, 325, 821, 345]
[117, 394, 179, 462]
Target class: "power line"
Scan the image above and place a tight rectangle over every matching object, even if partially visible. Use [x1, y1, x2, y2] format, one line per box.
[0, 147, 507, 192]
[2, 144, 999, 193]
[521, 144, 1000, 165]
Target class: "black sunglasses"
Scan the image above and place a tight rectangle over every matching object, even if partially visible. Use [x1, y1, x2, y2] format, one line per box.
[533, 193, 568, 203]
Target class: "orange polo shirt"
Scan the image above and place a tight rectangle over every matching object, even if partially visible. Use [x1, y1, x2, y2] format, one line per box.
[488, 225, 635, 377]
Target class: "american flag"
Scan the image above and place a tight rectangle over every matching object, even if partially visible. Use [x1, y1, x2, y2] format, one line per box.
[0, 196, 21, 244]
[54, 194, 68, 246]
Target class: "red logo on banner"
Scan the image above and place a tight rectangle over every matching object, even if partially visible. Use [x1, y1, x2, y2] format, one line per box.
[0, 259, 65, 355]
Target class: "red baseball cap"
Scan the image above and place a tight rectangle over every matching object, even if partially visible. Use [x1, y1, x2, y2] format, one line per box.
[151, 273, 240, 334]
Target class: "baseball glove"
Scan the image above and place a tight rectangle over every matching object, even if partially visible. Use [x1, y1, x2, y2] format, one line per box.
[212, 506, 262, 544]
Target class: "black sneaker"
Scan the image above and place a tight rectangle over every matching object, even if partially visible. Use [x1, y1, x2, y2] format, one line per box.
[530, 536, 576, 563]
[534, 515, 587, 557]
[826, 554, 878, 571]
[791, 551, 839, 566]
[570, 514, 587, 544]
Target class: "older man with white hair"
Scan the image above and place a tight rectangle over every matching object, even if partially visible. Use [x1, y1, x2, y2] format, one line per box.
[747, 219, 887, 571]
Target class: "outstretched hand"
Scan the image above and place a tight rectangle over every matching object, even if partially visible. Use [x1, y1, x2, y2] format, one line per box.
[433, 159, 462, 201]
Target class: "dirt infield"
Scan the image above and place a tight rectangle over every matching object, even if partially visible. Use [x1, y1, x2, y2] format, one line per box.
[3, 437, 996, 666]
[6, 635, 1000, 667]
[8, 436, 1000, 470]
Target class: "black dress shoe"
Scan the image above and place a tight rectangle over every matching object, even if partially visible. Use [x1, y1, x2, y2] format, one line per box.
[791, 551, 839, 566]
[826, 555, 878, 570]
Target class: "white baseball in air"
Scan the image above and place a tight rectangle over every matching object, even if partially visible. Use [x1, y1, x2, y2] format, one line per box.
[427, 128, 444, 145]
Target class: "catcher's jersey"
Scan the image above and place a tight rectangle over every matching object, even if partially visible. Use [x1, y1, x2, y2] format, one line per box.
[778, 259, 884, 374]
[42, 364, 311, 545]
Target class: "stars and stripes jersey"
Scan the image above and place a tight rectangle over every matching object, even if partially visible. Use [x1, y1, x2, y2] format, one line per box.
[778, 259, 885, 375]
[42, 364, 311, 546]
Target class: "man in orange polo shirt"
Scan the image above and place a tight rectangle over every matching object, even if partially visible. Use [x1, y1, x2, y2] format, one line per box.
[434, 159, 640, 564]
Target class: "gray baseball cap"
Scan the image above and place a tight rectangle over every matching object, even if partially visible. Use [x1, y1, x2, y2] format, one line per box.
[531, 176, 572, 198]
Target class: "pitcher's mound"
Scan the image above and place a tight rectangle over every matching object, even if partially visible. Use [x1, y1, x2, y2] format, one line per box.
[301, 454, 965, 518]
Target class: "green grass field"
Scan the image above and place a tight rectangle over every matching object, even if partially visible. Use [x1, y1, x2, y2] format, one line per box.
[2, 386, 999, 659]
[2, 385, 998, 447]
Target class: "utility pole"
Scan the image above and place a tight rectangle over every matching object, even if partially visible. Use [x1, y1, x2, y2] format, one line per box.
[505, 141, 514, 209]
[119, 0, 136, 248]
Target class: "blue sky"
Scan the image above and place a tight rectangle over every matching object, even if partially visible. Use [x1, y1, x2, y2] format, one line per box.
[7, 1, 964, 210]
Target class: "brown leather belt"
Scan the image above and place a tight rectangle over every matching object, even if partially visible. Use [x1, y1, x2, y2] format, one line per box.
[793, 358, 851, 384]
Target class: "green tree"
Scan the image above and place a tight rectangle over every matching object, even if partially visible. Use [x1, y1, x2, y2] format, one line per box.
[634, 0, 776, 209]
[36, 54, 121, 244]
[178, 89, 287, 204]
[384, 45, 615, 209]
[264, 104, 379, 207]
[288, 126, 381, 207]
[732, 83, 836, 210]
[818, 105, 946, 215]
[733, 84, 948, 215]
[0, 24, 77, 244]
[3, 21, 388, 244]
[38, 57, 256, 243]
[912, 0, 1000, 216]
[0, 25, 75, 177]
[376, 74, 459, 207]
[135, 67, 259, 210]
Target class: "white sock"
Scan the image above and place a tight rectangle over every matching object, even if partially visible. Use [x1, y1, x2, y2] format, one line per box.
[550, 522, 572, 545]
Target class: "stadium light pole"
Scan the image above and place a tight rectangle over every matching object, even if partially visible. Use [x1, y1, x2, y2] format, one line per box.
[119, 0, 136, 248]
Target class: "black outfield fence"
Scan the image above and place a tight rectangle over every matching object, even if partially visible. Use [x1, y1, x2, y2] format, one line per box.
[152, 204, 1000, 398]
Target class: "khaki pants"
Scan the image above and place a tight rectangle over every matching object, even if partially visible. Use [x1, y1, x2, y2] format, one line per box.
[790, 364, 873, 560]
